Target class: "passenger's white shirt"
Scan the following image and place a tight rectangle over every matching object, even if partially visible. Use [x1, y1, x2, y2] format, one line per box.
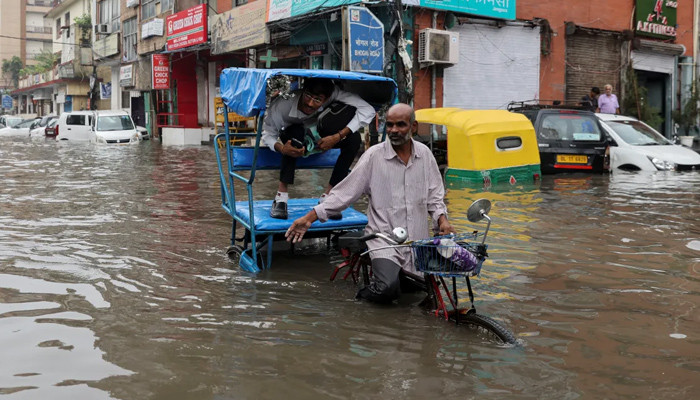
[261, 87, 375, 151]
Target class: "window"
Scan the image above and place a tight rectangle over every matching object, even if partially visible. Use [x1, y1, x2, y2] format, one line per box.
[64, 12, 70, 38]
[496, 136, 523, 150]
[235, 0, 248, 5]
[121, 92, 131, 109]
[66, 114, 85, 125]
[123, 18, 137, 62]
[97, 115, 134, 131]
[161, 0, 174, 11]
[142, 0, 157, 20]
[98, 0, 120, 33]
[55, 18, 61, 39]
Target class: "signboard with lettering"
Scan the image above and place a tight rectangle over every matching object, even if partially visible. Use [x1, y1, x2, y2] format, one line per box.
[635, 0, 677, 39]
[2, 95, 13, 109]
[211, 0, 269, 54]
[152, 54, 170, 90]
[119, 64, 133, 87]
[403, 0, 516, 21]
[267, 0, 362, 22]
[346, 6, 384, 73]
[166, 4, 207, 51]
[304, 43, 328, 56]
[142, 18, 164, 39]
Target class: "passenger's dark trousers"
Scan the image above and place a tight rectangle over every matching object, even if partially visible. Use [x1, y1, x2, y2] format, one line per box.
[279, 125, 361, 187]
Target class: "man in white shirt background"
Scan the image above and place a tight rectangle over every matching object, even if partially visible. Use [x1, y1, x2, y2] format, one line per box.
[262, 78, 376, 220]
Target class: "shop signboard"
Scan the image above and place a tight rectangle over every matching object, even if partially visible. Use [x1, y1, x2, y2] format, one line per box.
[346, 6, 384, 73]
[403, 0, 516, 20]
[635, 0, 677, 39]
[100, 82, 112, 100]
[152, 54, 170, 90]
[267, 0, 362, 22]
[142, 18, 164, 39]
[166, 4, 207, 51]
[120, 64, 133, 87]
[304, 43, 328, 56]
[211, 0, 269, 54]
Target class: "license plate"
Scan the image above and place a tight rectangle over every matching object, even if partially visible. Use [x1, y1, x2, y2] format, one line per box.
[556, 154, 588, 164]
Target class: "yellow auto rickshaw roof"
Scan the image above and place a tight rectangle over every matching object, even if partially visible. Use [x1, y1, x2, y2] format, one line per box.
[415, 108, 534, 135]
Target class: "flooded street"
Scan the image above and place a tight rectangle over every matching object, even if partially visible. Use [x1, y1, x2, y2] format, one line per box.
[1, 138, 698, 399]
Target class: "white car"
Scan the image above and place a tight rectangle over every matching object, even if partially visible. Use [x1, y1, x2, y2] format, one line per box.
[56, 111, 94, 141]
[596, 113, 700, 171]
[0, 119, 36, 137]
[92, 110, 140, 144]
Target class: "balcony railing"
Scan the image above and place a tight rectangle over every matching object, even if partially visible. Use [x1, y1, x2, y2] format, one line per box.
[27, 0, 53, 6]
[27, 26, 53, 34]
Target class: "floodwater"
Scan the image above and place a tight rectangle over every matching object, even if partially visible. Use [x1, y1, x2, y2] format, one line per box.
[0, 137, 698, 400]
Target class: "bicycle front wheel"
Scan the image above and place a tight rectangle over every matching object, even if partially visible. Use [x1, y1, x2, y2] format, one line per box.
[458, 311, 517, 345]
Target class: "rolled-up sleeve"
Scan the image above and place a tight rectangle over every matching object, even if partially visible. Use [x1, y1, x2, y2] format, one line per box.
[314, 150, 372, 222]
[261, 100, 282, 151]
[330, 88, 376, 133]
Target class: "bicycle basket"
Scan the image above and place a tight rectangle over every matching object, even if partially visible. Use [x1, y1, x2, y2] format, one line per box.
[411, 234, 487, 277]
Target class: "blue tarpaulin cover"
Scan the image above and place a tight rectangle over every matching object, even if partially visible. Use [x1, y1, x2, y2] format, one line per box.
[220, 68, 397, 117]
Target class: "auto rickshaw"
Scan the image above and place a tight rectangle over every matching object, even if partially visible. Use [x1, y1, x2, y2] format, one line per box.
[415, 108, 541, 186]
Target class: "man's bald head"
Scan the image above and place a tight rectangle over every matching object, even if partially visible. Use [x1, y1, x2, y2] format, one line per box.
[387, 103, 415, 124]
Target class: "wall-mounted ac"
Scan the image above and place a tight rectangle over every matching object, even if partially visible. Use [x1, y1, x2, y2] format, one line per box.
[126, 0, 140, 8]
[418, 28, 459, 65]
[95, 24, 110, 35]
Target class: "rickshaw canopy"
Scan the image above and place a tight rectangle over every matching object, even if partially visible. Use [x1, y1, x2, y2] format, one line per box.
[415, 108, 540, 184]
[220, 68, 398, 117]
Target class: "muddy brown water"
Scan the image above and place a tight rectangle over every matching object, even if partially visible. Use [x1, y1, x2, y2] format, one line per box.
[1, 138, 698, 399]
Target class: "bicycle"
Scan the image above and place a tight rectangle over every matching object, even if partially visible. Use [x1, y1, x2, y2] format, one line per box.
[331, 199, 517, 345]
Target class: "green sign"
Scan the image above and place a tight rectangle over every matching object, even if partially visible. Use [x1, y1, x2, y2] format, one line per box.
[405, 0, 516, 21]
[267, 0, 362, 22]
[635, 0, 677, 39]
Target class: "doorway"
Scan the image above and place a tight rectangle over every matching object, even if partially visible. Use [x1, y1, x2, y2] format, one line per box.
[636, 70, 667, 135]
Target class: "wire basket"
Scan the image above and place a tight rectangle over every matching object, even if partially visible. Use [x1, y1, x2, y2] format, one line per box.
[411, 233, 487, 277]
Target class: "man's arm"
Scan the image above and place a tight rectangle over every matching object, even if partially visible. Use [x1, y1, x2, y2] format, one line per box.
[286, 150, 373, 241]
[425, 152, 453, 234]
[261, 100, 282, 151]
[331, 88, 376, 134]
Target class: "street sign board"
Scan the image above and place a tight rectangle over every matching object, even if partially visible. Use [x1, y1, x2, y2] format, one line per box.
[2, 95, 12, 109]
[347, 6, 384, 73]
[635, 0, 677, 39]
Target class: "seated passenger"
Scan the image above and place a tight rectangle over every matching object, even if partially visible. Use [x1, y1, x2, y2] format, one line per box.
[262, 78, 376, 220]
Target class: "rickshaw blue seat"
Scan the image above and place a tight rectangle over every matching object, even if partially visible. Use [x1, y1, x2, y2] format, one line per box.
[231, 147, 340, 170]
[234, 198, 367, 233]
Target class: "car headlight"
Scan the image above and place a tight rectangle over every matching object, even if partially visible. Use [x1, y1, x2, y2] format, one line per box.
[647, 156, 676, 171]
[131, 133, 139, 142]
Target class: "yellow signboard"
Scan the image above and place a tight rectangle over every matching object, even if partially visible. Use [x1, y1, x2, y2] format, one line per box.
[214, 97, 255, 125]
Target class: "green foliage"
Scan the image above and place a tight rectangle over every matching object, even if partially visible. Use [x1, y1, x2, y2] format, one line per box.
[2, 56, 24, 88]
[622, 64, 664, 129]
[672, 81, 699, 136]
[17, 50, 59, 78]
[74, 14, 92, 31]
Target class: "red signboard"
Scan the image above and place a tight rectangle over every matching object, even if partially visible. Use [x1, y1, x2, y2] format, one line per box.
[166, 4, 207, 51]
[152, 54, 170, 90]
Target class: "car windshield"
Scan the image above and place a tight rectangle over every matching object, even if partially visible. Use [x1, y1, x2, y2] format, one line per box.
[96, 115, 135, 131]
[16, 119, 36, 128]
[605, 120, 671, 145]
[6, 117, 23, 128]
[540, 114, 602, 141]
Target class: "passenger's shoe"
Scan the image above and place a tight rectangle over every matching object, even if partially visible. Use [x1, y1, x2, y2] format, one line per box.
[318, 195, 342, 220]
[269, 200, 288, 219]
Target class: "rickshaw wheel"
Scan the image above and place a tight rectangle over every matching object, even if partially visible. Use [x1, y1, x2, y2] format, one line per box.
[225, 245, 245, 265]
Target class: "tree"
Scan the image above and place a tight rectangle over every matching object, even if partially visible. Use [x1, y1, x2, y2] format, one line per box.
[672, 81, 699, 136]
[1, 56, 23, 89]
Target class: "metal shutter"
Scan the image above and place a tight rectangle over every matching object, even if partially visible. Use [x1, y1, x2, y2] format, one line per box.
[443, 23, 540, 110]
[565, 30, 622, 104]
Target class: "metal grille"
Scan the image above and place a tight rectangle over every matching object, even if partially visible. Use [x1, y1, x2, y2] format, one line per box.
[565, 30, 622, 105]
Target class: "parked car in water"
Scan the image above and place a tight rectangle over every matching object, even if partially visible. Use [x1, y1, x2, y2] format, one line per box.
[0, 119, 36, 137]
[0, 115, 24, 129]
[56, 111, 94, 141]
[29, 115, 58, 138]
[92, 110, 141, 144]
[596, 113, 700, 171]
[509, 101, 610, 174]
[136, 125, 150, 140]
[44, 118, 59, 137]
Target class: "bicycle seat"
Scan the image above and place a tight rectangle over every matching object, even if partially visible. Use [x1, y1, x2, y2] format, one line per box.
[336, 230, 368, 253]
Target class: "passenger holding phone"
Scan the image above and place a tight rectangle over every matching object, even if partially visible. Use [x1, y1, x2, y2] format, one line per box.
[261, 78, 375, 220]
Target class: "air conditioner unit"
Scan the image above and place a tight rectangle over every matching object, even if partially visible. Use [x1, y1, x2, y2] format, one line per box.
[95, 24, 110, 35]
[418, 28, 459, 65]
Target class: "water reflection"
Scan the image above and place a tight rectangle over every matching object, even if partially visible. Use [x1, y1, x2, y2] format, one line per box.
[0, 138, 698, 399]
